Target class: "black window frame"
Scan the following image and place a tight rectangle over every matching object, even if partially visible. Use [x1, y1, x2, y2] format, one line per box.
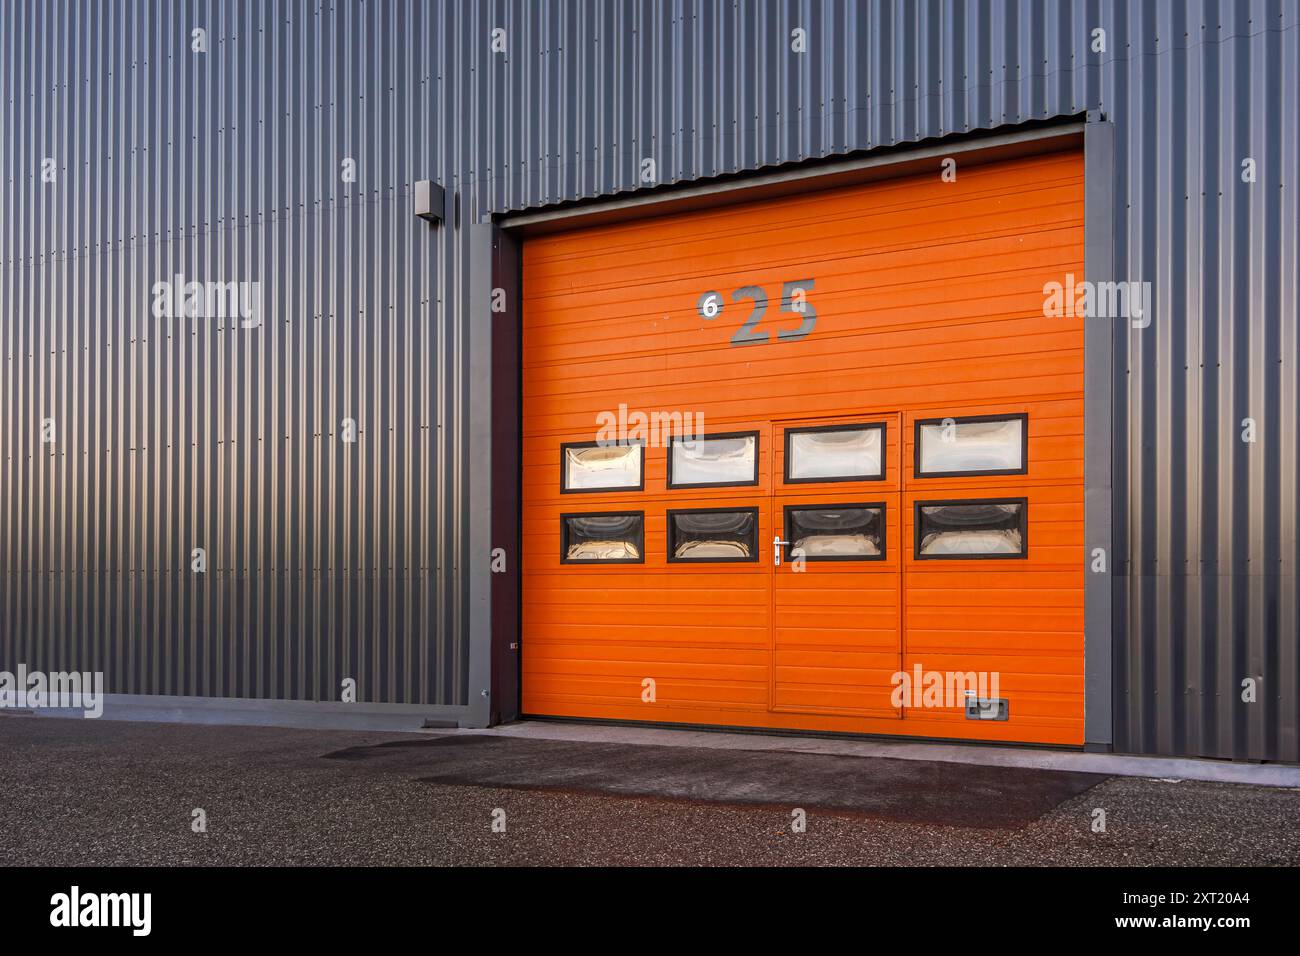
[913, 497, 1029, 561]
[666, 430, 761, 490]
[783, 421, 888, 484]
[559, 438, 646, 494]
[783, 502, 888, 562]
[559, 511, 646, 564]
[913, 413, 1028, 479]
[666, 506, 761, 564]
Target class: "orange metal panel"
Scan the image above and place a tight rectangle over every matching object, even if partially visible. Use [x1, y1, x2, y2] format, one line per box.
[521, 150, 1085, 745]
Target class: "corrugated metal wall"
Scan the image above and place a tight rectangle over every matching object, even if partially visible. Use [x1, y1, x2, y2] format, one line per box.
[2, 1, 1296, 758]
[0, 0, 466, 705]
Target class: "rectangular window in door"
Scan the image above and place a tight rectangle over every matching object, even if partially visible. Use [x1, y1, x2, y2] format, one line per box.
[784, 503, 887, 561]
[783, 422, 886, 483]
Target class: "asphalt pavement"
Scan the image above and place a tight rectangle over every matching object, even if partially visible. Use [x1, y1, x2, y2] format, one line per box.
[1, 715, 1296, 866]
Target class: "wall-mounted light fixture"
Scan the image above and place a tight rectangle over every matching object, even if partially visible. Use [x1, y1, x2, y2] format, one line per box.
[414, 180, 445, 224]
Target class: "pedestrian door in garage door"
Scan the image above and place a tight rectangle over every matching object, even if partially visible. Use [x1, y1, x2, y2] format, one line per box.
[769, 414, 902, 720]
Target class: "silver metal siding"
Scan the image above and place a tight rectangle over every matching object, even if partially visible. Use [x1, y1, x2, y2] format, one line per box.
[2, 0, 461, 706]
[2, 0, 1297, 759]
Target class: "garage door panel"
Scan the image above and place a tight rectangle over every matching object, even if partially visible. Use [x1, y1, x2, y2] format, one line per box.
[845, 377, 1083, 414]
[522, 167, 1082, 258]
[904, 460, 1082, 486]
[527, 600, 770, 625]
[519, 573, 674, 595]
[523, 234, 1083, 331]
[524, 310, 1086, 379]
[914, 652, 1084, 677]
[1015, 546, 1084, 567]
[522, 566, 769, 587]
[527, 364, 1076, 429]
[776, 650, 902, 672]
[771, 685, 899, 715]
[520, 286, 1070, 363]
[525, 677, 769, 709]
[523, 185, 1082, 291]
[806, 277, 1072, 325]
[528, 657, 769, 682]
[895, 673, 1087, 701]
[526, 198, 1083, 291]
[904, 571, 1083, 590]
[775, 600, 898, 623]
[522, 489, 652, 514]
[902, 587, 1083, 609]
[523, 330, 1087, 382]
[529, 643, 769, 665]
[524, 482, 772, 510]
[640, 679, 769, 708]
[523, 280, 1083, 375]
[522, 377, 1081, 440]
[522, 596, 769, 621]
[524, 330, 1089, 401]
[522, 504, 764, 528]
[904, 630, 1083, 653]
[774, 574, 900, 595]
[526, 624, 770, 646]
[906, 608, 1085, 632]
[772, 626, 900, 649]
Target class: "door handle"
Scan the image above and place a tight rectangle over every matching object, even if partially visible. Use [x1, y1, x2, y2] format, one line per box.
[773, 536, 790, 567]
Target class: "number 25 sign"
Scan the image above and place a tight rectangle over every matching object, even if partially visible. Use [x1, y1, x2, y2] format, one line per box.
[696, 280, 817, 346]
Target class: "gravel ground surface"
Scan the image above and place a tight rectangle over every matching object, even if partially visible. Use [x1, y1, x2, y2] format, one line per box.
[1, 715, 1296, 866]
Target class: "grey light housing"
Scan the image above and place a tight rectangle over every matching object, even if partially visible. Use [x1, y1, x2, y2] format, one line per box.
[414, 180, 445, 224]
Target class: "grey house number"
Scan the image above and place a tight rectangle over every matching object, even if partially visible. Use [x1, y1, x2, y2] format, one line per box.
[696, 280, 817, 346]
